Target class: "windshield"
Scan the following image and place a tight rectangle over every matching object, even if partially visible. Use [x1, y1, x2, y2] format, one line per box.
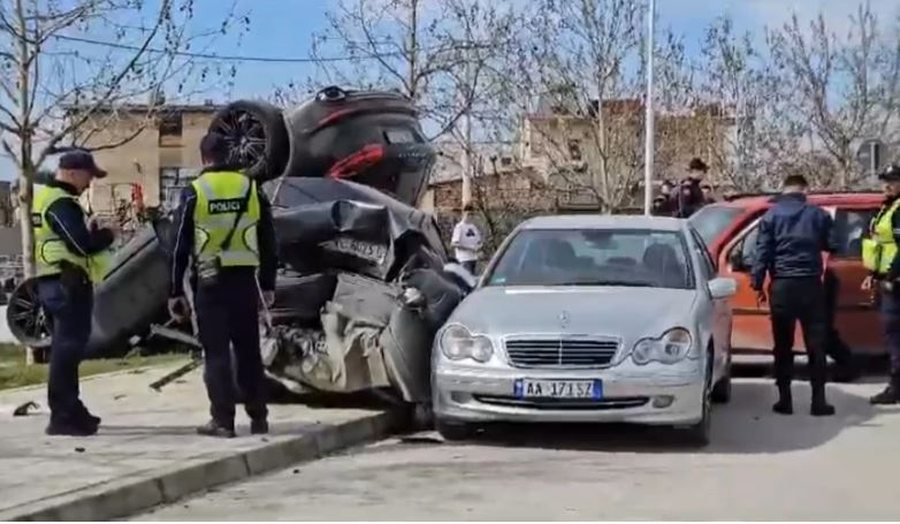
[688, 205, 743, 246]
[485, 228, 694, 290]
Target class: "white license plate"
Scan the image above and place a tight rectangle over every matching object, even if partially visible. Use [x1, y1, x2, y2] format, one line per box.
[514, 379, 603, 399]
[323, 237, 387, 263]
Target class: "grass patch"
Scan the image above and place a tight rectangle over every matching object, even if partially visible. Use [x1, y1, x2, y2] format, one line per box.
[0, 344, 187, 391]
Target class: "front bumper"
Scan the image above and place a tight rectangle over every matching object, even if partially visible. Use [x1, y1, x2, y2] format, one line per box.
[433, 362, 705, 425]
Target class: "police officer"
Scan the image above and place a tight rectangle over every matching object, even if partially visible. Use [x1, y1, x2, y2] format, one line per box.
[34, 150, 116, 436]
[751, 174, 835, 416]
[862, 164, 900, 404]
[169, 132, 277, 438]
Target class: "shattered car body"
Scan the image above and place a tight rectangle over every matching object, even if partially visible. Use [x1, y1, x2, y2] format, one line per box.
[260, 177, 469, 403]
[8, 86, 473, 408]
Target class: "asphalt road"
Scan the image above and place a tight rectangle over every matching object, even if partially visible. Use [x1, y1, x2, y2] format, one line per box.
[137, 377, 900, 521]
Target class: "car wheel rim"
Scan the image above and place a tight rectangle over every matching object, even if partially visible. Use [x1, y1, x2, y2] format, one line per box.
[210, 110, 268, 170]
[7, 279, 52, 347]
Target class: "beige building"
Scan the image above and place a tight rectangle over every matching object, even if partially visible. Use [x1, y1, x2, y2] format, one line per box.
[421, 97, 734, 217]
[520, 97, 734, 210]
[68, 102, 218, 215]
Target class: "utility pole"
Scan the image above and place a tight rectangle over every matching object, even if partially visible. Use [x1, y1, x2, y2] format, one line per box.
[461, 60, 473, 209]
[643, 0, 656, 216]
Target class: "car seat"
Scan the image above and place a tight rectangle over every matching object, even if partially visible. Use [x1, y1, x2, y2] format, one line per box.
[642, 243, 686, 287]
[546, 239, 578, 270]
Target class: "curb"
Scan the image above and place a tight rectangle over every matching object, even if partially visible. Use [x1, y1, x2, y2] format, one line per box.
[1, 410, 403, 521]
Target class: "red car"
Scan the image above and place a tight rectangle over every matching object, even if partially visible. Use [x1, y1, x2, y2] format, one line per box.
[688, 192, 885, 355]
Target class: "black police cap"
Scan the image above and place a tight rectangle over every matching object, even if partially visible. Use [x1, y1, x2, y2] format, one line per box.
[58, 150, 107, 179]
[878, 164, 900, 182]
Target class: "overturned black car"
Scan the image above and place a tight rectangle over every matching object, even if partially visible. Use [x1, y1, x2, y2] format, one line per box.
[8, 86, 473, 411]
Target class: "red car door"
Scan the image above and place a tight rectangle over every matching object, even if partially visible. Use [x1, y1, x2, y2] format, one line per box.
[827, 204, 884, 355]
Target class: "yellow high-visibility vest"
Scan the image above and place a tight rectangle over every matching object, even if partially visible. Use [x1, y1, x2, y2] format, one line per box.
[191, 171, 260, 267]
[32, 184, 112, 282]
[862, 198, 900, 275]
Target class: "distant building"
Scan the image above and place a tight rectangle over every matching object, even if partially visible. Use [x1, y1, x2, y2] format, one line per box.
[65, 100, 219, 215]
[421, 95, 735, 217]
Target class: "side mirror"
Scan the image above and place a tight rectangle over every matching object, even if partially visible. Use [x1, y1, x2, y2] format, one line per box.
[708, 277, 738, 299]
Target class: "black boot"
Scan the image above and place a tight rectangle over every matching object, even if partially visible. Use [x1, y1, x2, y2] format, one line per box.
[870, 375, 900, 405]
[811, 384, 836, 416]
[196, 419, 236, 438]
[250, 418, 269, 435]
[46, 414, 98, 437]
[773, 384, 793, 415]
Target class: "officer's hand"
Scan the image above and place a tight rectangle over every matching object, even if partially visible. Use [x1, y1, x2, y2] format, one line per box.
[755, 289, 767, 306]
[168, 297, 189, 321]
[261, 291, 275, 308]
[862, 275, 874, 291]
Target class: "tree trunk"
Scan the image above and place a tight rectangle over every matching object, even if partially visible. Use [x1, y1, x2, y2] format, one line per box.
[18, 172, 35, 278]
[595, 104, 610, 213]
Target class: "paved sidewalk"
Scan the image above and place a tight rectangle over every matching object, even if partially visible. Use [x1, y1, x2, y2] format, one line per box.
[0, 362, 398, 521]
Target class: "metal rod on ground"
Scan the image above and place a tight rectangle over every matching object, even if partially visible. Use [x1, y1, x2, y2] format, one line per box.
[643, 0, 656, 216]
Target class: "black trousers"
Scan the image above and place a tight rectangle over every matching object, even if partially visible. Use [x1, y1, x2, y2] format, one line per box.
[195, 269, 267, 427]
[37, 275, 93, 421]
[823, 270, 854, 367]
[769, 277, 829, 389]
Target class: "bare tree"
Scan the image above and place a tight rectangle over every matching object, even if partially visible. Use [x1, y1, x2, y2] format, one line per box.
[766, 2, 900, 187]
[277, 0, 516, 136]
[0, 0, 248, 277]
[695, 16, 805, 192]
[497, 0, 697, 212]
[275, 0, 519, 206]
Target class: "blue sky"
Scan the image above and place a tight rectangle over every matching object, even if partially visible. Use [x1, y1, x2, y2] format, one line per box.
[217, 0, 898, 97]
[2, 0, 897, 180]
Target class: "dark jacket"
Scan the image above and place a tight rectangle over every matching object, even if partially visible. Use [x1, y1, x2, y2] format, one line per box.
[751, 193, 834, 290]
[169, 167, 278, 298]
[42, 180, 115, 274]
[674, 178, 704, 218]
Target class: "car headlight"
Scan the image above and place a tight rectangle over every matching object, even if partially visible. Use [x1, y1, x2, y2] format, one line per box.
[440, 324, 494, 363]
[631, 328, 693, 365]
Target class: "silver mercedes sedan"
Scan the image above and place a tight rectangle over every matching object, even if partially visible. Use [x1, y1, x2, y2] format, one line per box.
[432, 214, 737, 445]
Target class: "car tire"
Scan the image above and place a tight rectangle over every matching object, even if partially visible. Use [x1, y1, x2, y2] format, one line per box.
[435, 420, 475, 442]
[681, 353, 713, 447]
[682, 388, 711, 447]
[208, 100, 290, 181]
[712, 352, 733, 404]
[711, 374, 732, 404]
[6, 278, 53, 350]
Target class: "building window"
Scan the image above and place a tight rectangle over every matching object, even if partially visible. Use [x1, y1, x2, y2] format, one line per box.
[568, 139, 582, 161]
[159, 167, 199, 211]
[158, 112, 183, 147]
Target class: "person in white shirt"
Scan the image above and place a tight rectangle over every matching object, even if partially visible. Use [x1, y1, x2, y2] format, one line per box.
[451, 204, 482, 274]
